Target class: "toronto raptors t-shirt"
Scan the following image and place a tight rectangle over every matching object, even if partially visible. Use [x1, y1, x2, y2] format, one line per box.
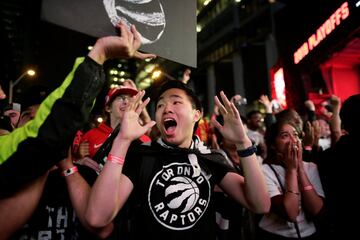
[122, 141, 230, 239]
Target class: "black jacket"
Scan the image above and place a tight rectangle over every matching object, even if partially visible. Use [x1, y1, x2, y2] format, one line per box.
[0, 56, 105, 197]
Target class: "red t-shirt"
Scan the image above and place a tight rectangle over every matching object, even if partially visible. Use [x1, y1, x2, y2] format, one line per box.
[73, 122, 151, 158]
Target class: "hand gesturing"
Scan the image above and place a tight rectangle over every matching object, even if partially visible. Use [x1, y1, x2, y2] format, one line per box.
[211, 91, 251, 147]
[117, 90, 156, 142]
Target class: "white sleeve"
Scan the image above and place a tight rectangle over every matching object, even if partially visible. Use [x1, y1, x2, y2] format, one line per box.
[262, 164, 283, 198]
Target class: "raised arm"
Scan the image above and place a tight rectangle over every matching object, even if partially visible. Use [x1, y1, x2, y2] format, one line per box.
[280, 140, 301, 222]
[259, 94, 276, 127]
[211, 91, 270, 213]
[329, 95, 342, 145]
[86, 91, 156, 227]
[297, 150, 324, 217]
[123, 79, 152, 127]
[88, 21, 155, 65]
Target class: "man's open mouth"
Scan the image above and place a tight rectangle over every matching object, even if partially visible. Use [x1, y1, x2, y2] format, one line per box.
[164, 118, 177, 134]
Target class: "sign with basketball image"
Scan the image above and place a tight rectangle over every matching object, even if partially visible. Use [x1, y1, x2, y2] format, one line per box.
[103, 0, 166, 45]
[41, 0, 197, 67]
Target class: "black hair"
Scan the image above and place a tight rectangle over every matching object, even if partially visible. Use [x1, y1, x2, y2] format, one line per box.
[0, 115, 13, 132]
[154, 80, 202, 133]
[246, 110, 261, 120]
[154, 80, 202, 111]
[263, 120, 299, 165]
[340, 94, 360, 135]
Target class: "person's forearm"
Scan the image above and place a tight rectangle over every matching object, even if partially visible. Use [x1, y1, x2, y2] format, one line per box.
[330, 106, 341, 145]
[298, 168, 324, 216]
[240, 144, 270, 213]
[0, 172, 48, 239]
[86, 138, 132, 227]
[88, 39, 107, 65]
[64, 171, 114, 238]
[283, 169, 300, 221]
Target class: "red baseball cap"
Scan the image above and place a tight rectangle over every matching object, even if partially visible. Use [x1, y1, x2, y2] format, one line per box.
[104, 86, 138, 106]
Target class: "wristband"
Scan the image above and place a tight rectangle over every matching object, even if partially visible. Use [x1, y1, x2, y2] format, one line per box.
[302, 185, 314, 191]
[237, 145, 257, 158]
[107, 154, 125, 165]
[61, 166, 78, 177]
[304, 145, 312, 151]
[285, 190, 300, 195]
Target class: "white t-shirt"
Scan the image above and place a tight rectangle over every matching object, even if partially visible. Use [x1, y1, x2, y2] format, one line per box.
[246, 129, 264, 146]
[259, 162, 325, 238]
[318, 137, 331, 150]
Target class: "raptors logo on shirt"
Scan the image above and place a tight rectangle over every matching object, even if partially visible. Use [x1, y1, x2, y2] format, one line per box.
[148, 162, 211, 230]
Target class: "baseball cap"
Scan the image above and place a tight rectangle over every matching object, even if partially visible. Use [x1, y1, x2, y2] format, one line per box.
[104, 85, 138, 106]
[4, 103, 21, 113]
[154, 80, 202, 110]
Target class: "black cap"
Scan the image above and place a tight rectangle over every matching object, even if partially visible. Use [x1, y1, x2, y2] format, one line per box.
[154, 80, 202, 110]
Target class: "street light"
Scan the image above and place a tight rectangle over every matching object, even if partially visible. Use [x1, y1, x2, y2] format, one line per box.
[0, 84, 6, 99]
[151, 69, 175, 80]
[9, 69, 35, 103]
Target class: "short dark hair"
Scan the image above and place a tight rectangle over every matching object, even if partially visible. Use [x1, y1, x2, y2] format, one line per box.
[246, 110, 261, 120]
[154, 80, 202, 111]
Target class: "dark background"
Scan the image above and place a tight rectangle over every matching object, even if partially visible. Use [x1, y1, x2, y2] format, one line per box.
[0, 0, 96, 105]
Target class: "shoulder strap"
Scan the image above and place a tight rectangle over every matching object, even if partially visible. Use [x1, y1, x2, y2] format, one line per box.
[268, 164, 284, 192]
[92, 124, 120, 165]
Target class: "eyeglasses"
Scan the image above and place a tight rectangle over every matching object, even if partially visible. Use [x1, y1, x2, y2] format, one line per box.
[113, 95, 132, 102]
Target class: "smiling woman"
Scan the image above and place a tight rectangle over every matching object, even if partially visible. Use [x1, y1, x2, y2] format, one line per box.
[259, 120, 325, 240]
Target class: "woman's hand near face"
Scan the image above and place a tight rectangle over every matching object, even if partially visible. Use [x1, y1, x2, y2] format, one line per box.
[283, 140, 299, 171]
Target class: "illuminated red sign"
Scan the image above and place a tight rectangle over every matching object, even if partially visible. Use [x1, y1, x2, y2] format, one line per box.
[293, 1, 350, 64]
[271, 68, 287, 109]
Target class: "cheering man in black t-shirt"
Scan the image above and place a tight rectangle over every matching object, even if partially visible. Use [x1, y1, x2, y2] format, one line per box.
[85, 80, 270, 240]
